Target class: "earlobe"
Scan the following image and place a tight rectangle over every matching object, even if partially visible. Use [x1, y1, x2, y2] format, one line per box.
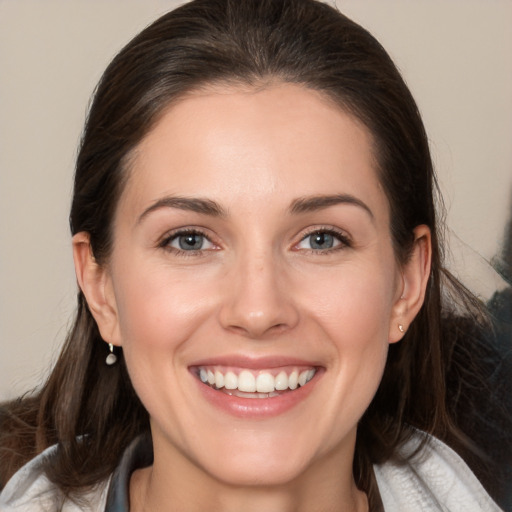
[72, 232, 121, 346]
[389, 225, 432, 343]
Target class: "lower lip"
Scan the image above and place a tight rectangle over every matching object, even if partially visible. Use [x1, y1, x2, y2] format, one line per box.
[192, 370, 322, 419]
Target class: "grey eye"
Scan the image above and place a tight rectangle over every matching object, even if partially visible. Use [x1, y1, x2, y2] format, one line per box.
[309, 232, 335, 250]
[170, 232, 212, 251]
[179, 233, 203, 250]
[296, 230, 345, 251]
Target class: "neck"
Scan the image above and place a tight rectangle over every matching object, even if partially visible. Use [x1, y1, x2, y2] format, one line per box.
[132, 468, 368, 512]
[130, 439, 368, 512]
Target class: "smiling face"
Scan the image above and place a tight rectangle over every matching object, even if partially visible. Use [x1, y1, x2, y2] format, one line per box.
[74, 83, 430, 502]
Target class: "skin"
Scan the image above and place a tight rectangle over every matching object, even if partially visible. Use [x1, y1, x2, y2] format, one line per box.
[74, 83, 431, 512]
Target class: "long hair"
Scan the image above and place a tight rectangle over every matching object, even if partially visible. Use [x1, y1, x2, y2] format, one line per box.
[1, 0, 509, 506]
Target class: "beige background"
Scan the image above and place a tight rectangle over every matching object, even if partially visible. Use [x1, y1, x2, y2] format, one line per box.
[1, 0, 511, 400]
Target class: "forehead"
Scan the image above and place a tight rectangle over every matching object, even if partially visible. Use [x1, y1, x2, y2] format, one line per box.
[118, 83, 388, 224]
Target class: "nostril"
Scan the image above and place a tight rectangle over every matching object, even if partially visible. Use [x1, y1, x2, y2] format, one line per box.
[218, 271, 300, 336]
[270, 323, 289, 333]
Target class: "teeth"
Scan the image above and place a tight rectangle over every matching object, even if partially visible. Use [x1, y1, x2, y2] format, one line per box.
[214, 370, 224, 389]
[238, 370, 256, 392]
[224, 371, 238, 390]
[275, 371, 288, 391]
[256, 373, 275, 393]
[299, 370, 314, 387]
[225, 390, 281, 399]
[288, 370, 298, 390]
[197, 367, 316, 394]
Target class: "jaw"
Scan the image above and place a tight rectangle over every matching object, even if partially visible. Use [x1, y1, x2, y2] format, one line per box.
[146, 411, 361, 512]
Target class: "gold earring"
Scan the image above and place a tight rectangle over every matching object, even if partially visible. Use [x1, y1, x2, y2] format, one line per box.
[398, 324, 405, 333]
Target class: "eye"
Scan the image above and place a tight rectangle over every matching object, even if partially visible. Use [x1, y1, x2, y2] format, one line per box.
[295, 229, 349, 252]
[162, 230, 216, 253]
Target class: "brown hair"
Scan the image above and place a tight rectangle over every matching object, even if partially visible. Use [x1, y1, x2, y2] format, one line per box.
[1, 0, 508, 506]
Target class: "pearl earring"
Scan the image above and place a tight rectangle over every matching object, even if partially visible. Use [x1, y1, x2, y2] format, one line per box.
[106, 343, 117, 365]
[398, 324, 405, 333]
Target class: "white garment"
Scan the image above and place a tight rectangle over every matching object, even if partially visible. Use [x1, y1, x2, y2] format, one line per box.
[0, 433, 504, 511]
[374, 435, 503, 511]
[0, 447, 110, 512]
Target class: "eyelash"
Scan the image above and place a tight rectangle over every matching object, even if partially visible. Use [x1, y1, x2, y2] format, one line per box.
[158, 226, 352, 257]
[294, 227, 352, 254]
[159, 228, 217, 257]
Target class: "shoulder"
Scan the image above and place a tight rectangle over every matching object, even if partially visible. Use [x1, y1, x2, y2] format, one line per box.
[0, 444, 109, 512]
[374, 432, 504, 511]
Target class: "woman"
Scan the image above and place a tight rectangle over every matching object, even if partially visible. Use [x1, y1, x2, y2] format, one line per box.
[0, 0, 508, 510]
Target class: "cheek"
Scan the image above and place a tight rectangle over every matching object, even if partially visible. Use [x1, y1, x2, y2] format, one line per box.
[112, 264, 217, 353]
[298, 260, 397, 344]
[317, 272, 392, 381]
[110, 266, 217, 420]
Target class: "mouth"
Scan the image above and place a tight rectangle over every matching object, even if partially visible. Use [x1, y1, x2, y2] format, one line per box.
[192, 366, 317, 399]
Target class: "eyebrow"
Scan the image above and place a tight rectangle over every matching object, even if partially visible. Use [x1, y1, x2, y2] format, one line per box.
[137, 196, 226, 223]
[289, 194, 374, 220]
[137, 193, 373, 223]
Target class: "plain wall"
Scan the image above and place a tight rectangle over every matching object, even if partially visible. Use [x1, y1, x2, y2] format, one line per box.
[1, 0, 511, 400]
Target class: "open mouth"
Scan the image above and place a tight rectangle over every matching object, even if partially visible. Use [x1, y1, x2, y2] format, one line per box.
[193, 366, 317, 399]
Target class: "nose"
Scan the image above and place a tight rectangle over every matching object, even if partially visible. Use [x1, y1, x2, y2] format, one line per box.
[218, 251, 299, 338]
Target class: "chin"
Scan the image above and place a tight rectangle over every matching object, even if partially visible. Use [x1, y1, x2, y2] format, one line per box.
[204, 456, 311, 488]
[190, 430, 327, 489]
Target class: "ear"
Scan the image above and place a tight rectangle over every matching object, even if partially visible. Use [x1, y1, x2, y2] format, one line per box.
[388, 225, 432, 343]
[72, 232, 121, 346]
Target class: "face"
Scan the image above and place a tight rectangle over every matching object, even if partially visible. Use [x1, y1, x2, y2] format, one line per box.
[86, 84, 417, 488]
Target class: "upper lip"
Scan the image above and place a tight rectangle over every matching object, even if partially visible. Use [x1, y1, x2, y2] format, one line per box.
[188, 355, 322, 370]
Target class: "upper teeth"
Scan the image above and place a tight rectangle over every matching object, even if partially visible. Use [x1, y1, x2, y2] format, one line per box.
[198, 368, 316, 393]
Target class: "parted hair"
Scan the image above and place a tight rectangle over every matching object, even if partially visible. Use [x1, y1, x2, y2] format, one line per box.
[1, 0, 508, 507]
